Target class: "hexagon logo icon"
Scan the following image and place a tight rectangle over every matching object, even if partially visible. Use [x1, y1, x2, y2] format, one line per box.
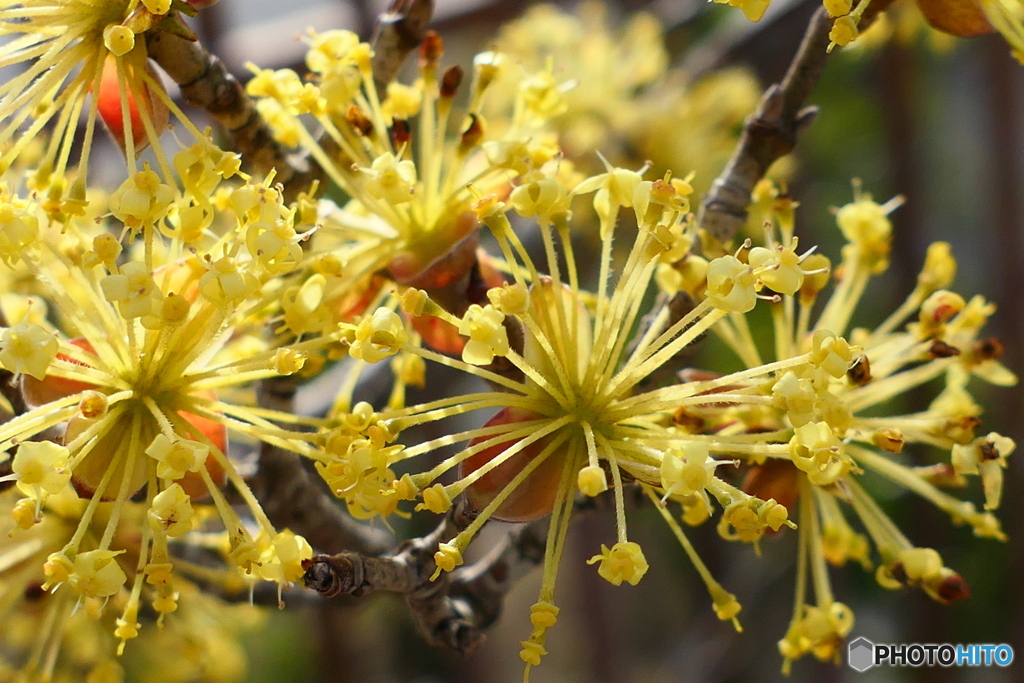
[848, 637, 875, 672]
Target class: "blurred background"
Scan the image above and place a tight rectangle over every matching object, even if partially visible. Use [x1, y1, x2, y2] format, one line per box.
[171, 0, 1024, 681]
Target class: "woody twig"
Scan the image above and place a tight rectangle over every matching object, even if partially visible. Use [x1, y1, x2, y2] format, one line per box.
[696, 4, 891, 243]
[144, 20, 320, 201]
[696, 6, 832, 243]
[301, 487, 649, 653]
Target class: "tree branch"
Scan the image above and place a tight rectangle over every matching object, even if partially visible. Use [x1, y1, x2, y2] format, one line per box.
[371, 0, 435, 97]
[696, 6, 832, 243]
[695, 5, 893, 243]
[146, 0, 434, 202]
[145, 23, 321, 201]
[302, 499, 483, 652]
[301, 486, 650, 653]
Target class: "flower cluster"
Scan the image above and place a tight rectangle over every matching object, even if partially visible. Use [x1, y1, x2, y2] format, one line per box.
[317, 169, 1013, 678]
[245, 28, 567, 350]
[0, 5, 588, 674]
[715, 0, 1024, 59]
[660, 181, 1013, 670]
[0, 135, 335, 671]
[0, 0, 1015, 680]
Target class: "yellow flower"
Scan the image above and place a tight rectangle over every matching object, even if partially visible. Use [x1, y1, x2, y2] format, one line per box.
[417, 483, 454, 514]
[587, 541, 649, 586]
[458, 304, 509, 365]
[789, 421, 850, 486]
[823, 0, 853, 16]
[248, 32, 567, 330]
[715, 0, 771, 22]
[0, 165, 334, 653]
[326, 168, 779, 675]
[145, 434, 209, 481]
[748, 236, 821, 296]
[0, 191, 41, 264]
[829, 15, 860, 48]
[107, 167, 175, 235]
[0, 0, 218, 221]
[148, 483, 195, 537]
[360, 153, 418, 205]
[576, 465, 608, 496]
[10, 441, 71, 497]
[0, 319, 57, 379]
[705, 255, 757, 313]
[349, 308, 409, 363]
[679, 180, 1011, 672]
[660, 442, 721, 499]
[71, 549, 127, 599]
[254, 530, 314, 585]
[431, 542, 463, 581]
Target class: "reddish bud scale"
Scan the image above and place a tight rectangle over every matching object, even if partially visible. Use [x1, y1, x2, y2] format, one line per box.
[332, 274, 387, 324]
[391, 220, 506, 356]
[741, 459, 801, 524]
[408, 314, 465, 356]
[388, 218, 480, 289]
[915, 0, 993, 37]
[95, 56, 168, 154]
[459, 407, 567, 522]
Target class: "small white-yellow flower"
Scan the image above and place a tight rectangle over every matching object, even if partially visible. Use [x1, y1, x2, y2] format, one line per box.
[748, 238, 810, 296]
[146, 434, 210, 481]
[108, 167, 174, 232]
[71, 549, 128, 599]
[255, 530, 314, 584]
[101, 262, 163, 319]
[577, 465, 608, 497]
[705, 255, 757, 313]
[199, 256, 259, 306]
[0, 195, 40, 263]
[487, 283, 530, 315]
[809, 329, 856, 378]
[148, 483, 195, 537]
[431, 542, 463, 580]
[459, 304, 509, 366]
[11, 441, 71, 495]
[0, 321, 57, 380]
[661, 442, 720, 498]
[789, 421, 848, 486]
[361, 153, 417, 205]
[587, 541, 649, 586]
[350, 308, 408, 363]
[835, 195, 894, 269]
[771, 372, 817, 427]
